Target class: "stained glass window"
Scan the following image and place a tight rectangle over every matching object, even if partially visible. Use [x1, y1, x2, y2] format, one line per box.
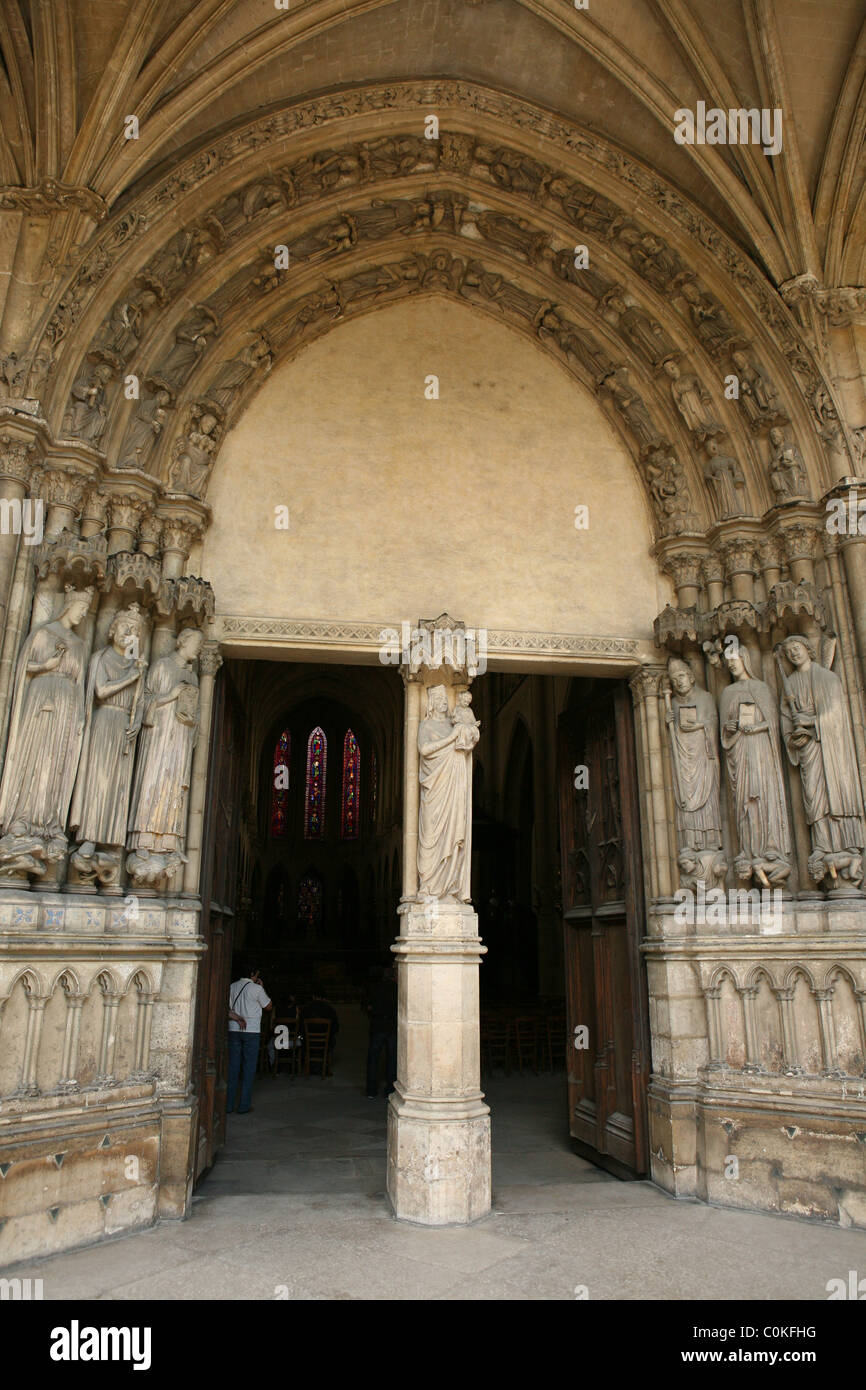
[298, 874, 323, 933]
[370, 747, 378, 828]
[341, 730, 361, 839]
[304, 726, 327, 838]
[270, 728, 290, 837]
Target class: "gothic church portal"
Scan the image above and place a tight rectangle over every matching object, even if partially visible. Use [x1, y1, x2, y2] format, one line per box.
[1, 0, 866, 1262]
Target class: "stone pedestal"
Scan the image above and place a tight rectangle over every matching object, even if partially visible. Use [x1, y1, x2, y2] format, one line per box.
[387, 900, 491, 1225]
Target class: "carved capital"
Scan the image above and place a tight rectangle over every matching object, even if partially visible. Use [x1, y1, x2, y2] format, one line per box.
[756, 535, 784, 570]
[0, 435, 37, 486]
[138, 514, 163, 554]
[701, 555, 724, 585]
[160, 518, 202, 557]
[199, 641, 223, 678]
[628, 667, 662, 702]
[107, 494, 147, 533]
[718, 539, 756, 578]
[780, 523, 819, 563]
[40, 467, 88, 512]
[80, 489, 109, 529]
[662, 551, 703, 589]
[778, 272, 821, 308]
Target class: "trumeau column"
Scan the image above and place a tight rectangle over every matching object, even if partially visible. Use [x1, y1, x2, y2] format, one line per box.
[182, 640, 223, 898]
[388, 616, 491, 1226]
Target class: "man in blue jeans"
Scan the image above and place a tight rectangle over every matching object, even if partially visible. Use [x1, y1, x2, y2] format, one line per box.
[227, 966, 272, 1114]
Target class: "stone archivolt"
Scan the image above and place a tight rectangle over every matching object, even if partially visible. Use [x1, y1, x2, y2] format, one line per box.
[10, 86, 845, 542]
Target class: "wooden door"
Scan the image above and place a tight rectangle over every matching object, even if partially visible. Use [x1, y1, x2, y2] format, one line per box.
[557, 679, 650, 1177]
[191, 664, 246, 1183]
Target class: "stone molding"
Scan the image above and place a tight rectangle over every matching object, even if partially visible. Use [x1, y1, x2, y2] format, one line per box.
[216, 614, 642, 663]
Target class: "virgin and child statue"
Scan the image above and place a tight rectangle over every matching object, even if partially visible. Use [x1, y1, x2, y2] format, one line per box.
[417, 685, 480, 902]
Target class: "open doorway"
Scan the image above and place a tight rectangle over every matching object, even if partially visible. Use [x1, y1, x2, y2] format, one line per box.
[475, 672, 651, 1182]
[191, 658, 403, 1183]
[192, 660, 650, 1196]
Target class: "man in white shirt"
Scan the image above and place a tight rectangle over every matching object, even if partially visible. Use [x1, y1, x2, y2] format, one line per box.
[227, 967, 272, 1114]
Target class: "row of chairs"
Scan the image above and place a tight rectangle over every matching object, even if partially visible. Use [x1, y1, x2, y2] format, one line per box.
[481, 1011, 567, 1074]
[257, 1017, 333, 1079]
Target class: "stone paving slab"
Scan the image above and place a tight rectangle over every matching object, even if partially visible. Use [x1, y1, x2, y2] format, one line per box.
[9, 1069, 863, 1300]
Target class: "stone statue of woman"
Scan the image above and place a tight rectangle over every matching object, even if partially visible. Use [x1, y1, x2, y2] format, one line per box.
[664, 657, 725, 888]
[0, 586, 93, 873]
[68, 605, 148, 888]
[126, 627, 204, 889]
[777, 635, 865, 890]
[719, 645, 791, 886]
[417, 684, 479, 902]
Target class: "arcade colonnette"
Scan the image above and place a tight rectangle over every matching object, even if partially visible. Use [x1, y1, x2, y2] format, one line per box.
[0, 5, 865, 1263]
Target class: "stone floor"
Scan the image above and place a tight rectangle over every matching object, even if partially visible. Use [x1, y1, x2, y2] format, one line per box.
[17, 1026, 866, 1300]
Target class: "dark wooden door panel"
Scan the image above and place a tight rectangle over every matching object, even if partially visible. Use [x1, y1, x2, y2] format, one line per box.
[558, 681, 650, 1178]
[192, 667, 245, 1183]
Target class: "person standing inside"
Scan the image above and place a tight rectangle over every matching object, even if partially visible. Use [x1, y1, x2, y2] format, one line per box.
[227, 966, 272, 1114]
[365, 964, 398, 1099]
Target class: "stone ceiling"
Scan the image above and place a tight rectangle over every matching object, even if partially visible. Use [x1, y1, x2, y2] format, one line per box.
[0, 0, 863, 281]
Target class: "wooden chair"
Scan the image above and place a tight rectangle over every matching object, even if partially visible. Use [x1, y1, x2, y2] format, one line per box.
[303, 1018, 332, 1078]
[272, 1015, 301, 1078]
[546, 1015, 567, 1070]
[482, 1016, 512, 1074]
[513, 1016, 539, 1073]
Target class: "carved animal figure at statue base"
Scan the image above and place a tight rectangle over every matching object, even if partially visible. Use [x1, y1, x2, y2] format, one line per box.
[126, 849, 187, 892]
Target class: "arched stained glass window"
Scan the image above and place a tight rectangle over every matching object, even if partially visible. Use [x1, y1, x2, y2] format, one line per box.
[270, 728, 290, 838]
[298, 873, 323, 934]
[370, 748, 378, 828]
[341, 730, 361, 839]
[304, 727, 327, 839]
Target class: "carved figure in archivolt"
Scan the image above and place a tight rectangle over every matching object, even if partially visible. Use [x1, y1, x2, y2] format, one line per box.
[663, 360, 722, 440]
[204, 333, 272, 413]
[417, 684, 479, 902]
[679, 282, 735, 356]
[626, 233, 681, 292]
[777, 636, 865, 890]
[154, 307, 219, 390]
[93, 292, 157, 359]
[62, 362, 113, 442]
[126, 627, 204, 888]
[599, 366, 659, 448]
[168, 408, 220, 497]
[664, 658, 725, 888]
[118, 387, 172, 470]
[0, 586, 92, 863]
[600, 287, 672, 367]
[703, 437, 746, 519]
[643, 446, 698, 535]
[768, 427, 809, 501]
[718, 644, 791, 886]
[68, 606, 148, 880]
[730, 349, 783, 430]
